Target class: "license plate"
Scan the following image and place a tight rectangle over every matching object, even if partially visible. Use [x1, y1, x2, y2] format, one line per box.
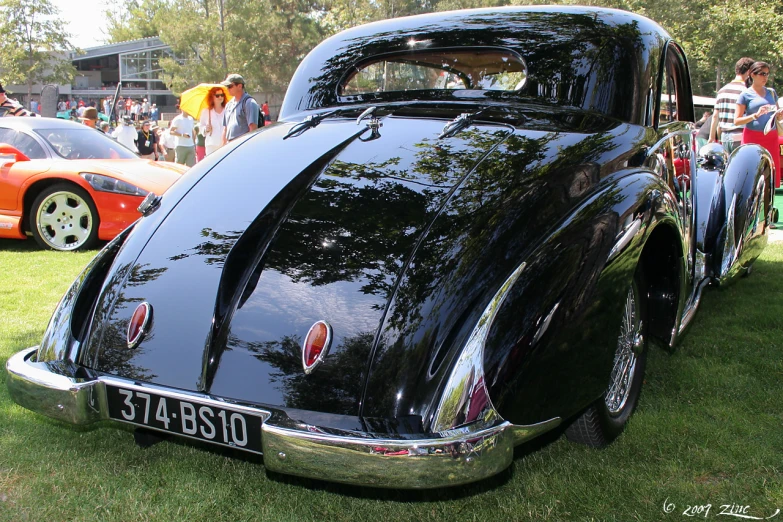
[106, 385, 263, 453]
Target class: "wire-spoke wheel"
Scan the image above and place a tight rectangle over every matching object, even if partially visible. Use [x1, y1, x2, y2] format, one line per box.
[566, 274, 647, 447]
[30, 183, 99, 251]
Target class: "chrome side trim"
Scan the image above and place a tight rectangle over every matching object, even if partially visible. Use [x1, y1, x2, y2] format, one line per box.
[431, 262, 527, 432]
[678, 277, 710, 336]
[7, 344, 563, 489]
[509, 417, 561, 445]
[720, 194, 737, 280]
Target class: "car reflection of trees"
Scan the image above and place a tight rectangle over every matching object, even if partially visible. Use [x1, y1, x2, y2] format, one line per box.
[305, 12, 646, 123]
[158, 118, 641, 419]
[90, 262, 168, 382]
[251, 131, 637, 417]
[233, 331, 373, 414]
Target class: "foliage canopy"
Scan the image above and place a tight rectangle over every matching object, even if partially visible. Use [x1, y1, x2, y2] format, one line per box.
[0, 0, 76, 102]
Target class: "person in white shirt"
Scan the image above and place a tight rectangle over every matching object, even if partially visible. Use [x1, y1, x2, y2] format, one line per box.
[160, 122, 177, 161]
[131, 101, 141, 122]
[199, 88, 227, 156]
[112, 117, 139, 152]
[170, 104, 196, 166]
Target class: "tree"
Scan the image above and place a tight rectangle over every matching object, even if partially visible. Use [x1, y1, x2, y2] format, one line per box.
[106, 0, 325, 94]
[105, 0, 167, 43]
[0, 0, 76, 106]
[104, 0, 783, 97]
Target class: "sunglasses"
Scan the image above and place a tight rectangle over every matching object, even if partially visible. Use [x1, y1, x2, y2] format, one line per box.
[756, 72, 770, 77]
[214, 93, 225, 98]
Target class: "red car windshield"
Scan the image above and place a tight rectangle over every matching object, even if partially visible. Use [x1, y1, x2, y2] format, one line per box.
[34, 128, 140, 160]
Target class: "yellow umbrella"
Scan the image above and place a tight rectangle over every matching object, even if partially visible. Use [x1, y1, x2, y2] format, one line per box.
[178, 83, 233, 120]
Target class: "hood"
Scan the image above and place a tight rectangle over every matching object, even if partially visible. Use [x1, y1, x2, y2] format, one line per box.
[58, 159, 187, 194]
[82, 107, 631, 423]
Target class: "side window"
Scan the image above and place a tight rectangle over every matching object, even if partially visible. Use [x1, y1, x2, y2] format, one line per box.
[13, 132, 46, 159]
[658, 44, 694, 127]
[0, 128, 16, 145]
[660, 72, 676, 124]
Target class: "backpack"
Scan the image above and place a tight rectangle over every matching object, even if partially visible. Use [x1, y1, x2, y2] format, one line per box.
[240, 95, 265, 128]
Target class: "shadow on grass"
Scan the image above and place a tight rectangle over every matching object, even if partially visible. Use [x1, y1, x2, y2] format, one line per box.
[0, 238, 106, 253]
[129, 421, 569, 501]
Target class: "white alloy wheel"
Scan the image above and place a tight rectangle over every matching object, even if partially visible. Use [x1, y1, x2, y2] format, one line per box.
[30, 184, 99, 251]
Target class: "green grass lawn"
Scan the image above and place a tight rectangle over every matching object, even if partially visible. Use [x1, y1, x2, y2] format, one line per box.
[1, 237, 782, 522]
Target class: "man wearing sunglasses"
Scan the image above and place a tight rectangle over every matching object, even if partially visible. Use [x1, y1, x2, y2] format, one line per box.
[221, 74, 260, 145]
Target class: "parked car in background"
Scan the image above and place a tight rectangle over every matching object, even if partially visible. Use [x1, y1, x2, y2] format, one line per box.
[0, 117, 187, 251]
[7, 6, 774, 488]
[56, 109, 109, 122]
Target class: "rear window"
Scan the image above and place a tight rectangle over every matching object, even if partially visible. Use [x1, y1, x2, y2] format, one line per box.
[339, 48, 527, 96]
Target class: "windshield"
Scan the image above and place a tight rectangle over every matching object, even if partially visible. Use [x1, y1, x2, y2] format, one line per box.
[34, 128, 139, 160]
[340, 48, 527, 96]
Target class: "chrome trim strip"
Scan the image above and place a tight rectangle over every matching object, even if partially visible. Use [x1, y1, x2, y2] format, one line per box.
[431, 262, 526, 432]
[509, 417, 561, 445]
[7, 344, 562, 488]
[678, 277, 710, 336]
[720, 193, 737, 280]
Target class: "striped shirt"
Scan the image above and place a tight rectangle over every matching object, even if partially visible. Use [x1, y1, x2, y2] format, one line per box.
[713, 80, 745, 136]
[0, 98, 33, 117]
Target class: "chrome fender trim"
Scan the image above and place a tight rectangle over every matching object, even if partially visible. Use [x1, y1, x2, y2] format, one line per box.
[431, 262, 527, 432]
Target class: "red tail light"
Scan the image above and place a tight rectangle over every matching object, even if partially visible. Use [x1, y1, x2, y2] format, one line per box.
[127, 302, 152, 348]
[302, 321, 332, 374]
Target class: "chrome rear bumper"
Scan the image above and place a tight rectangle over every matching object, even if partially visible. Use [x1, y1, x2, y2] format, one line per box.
[7, 346, 528, 488]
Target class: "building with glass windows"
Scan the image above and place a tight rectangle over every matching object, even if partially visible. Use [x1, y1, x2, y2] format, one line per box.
[68, 37, 178, 113]
[4, 37, 178, 117]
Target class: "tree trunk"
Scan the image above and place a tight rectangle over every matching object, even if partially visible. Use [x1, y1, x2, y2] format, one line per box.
[715, 64, 721, 93]
[219, 0, 228, 75]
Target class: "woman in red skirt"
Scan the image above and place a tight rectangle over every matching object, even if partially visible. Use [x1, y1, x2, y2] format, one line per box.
[735, 61, 783, 187]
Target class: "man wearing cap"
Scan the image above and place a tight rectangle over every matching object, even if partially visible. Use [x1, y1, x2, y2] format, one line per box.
[221, 73, 259, 145]
[0, 83, 34, 117]
[80, 107, 100, 128]
[135, 120, 158, 160]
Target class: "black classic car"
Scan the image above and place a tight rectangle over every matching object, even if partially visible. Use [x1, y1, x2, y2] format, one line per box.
[6, 6, 774, 488]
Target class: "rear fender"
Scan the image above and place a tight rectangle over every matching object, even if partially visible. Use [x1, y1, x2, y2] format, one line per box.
[710, 144, 773, 285]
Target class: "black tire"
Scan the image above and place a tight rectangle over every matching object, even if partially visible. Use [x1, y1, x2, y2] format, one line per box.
[29, 183, 100, 251]
[565, 275, 648, 447]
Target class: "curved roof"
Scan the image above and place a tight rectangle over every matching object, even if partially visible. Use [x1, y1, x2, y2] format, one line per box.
[281, 6, 672, 125]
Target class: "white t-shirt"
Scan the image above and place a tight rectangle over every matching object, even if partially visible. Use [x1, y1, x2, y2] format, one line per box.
[162, 129, 176, 149]
[199, 107, 225, 149]
[112, 125, 138, 152]
[170, 113, 195, 148]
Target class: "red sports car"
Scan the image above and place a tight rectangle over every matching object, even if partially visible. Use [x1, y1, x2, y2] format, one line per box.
[0, 117, 187, 251]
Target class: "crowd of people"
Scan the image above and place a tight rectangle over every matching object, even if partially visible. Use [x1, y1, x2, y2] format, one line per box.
[168, 73, 270, 166]
[0, 73, 275, 169]
[707, 57, 783, 187]
[6, 62, 779, 174]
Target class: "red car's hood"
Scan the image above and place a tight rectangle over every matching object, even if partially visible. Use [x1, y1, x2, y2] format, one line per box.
[52, 159, 187, 194]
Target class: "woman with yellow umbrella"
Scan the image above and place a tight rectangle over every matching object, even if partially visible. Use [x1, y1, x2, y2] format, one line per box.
[179, 83, 232, 156]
